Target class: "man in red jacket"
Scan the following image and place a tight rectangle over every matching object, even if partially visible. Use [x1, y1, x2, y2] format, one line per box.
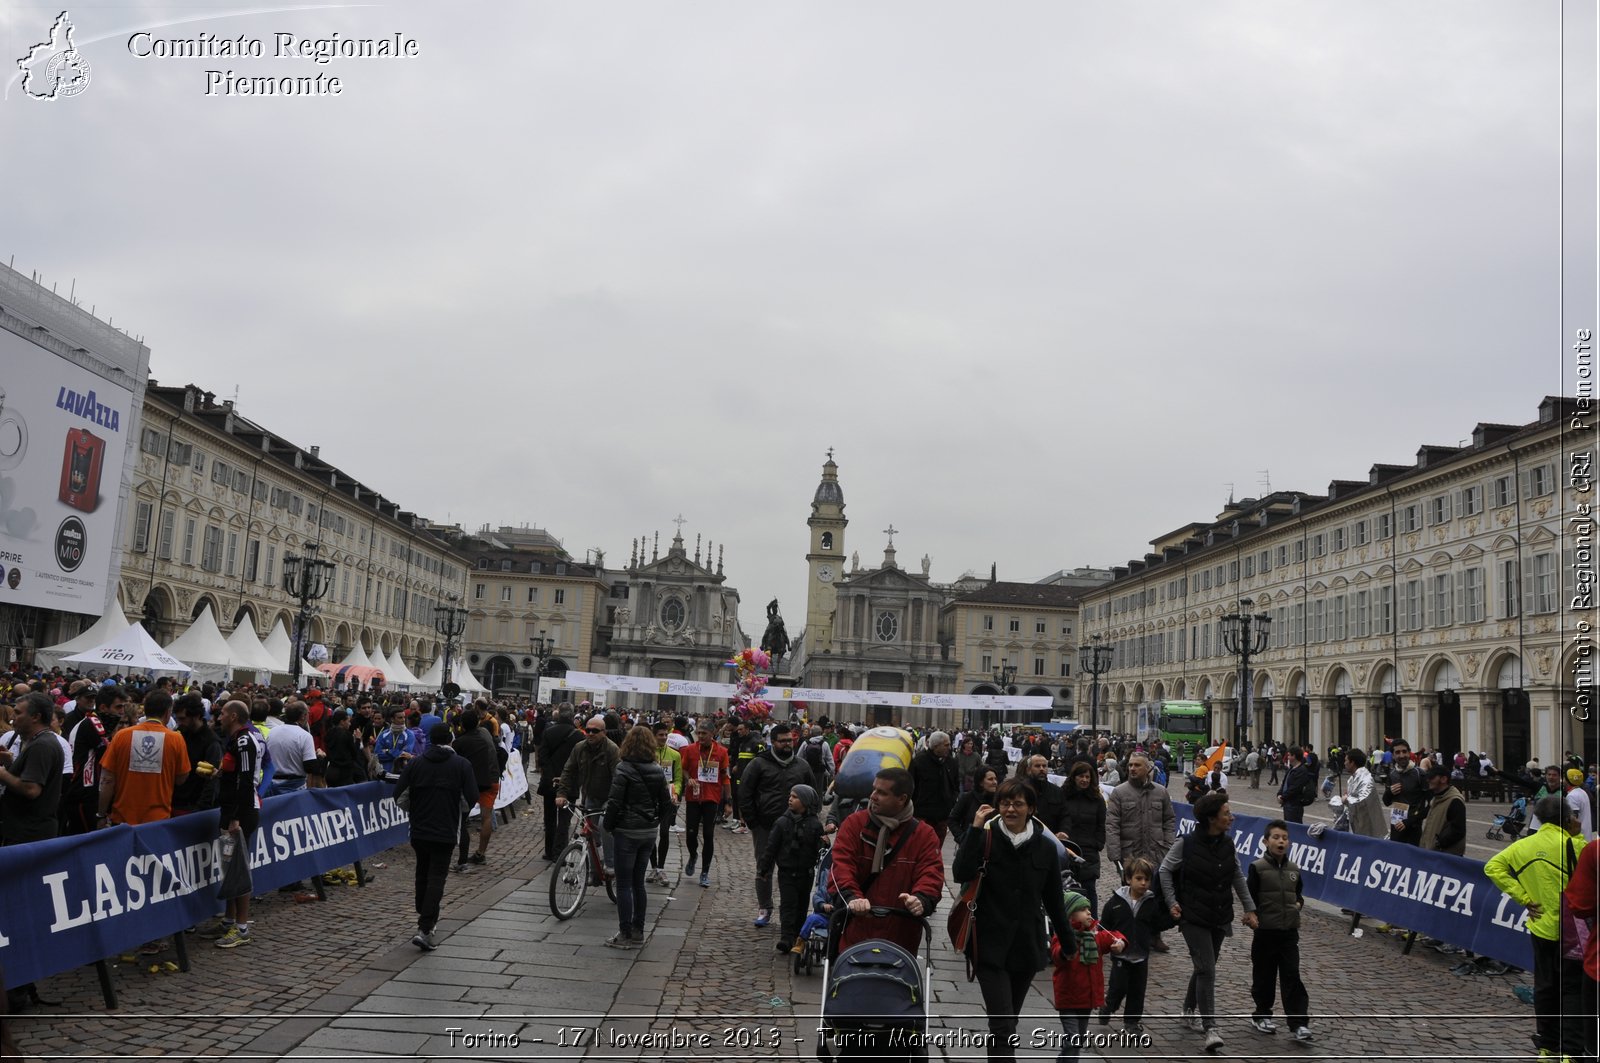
[830, 767, 944, 955]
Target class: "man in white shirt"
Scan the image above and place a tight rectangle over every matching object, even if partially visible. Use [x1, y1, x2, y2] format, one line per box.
[264, 702, 320, 797]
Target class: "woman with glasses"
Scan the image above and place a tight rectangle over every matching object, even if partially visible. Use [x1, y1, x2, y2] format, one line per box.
[953, 777, 1075, 1061]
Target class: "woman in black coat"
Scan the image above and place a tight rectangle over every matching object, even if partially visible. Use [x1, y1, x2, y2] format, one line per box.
[950, 765, 1001, 848]
[952, 776, 1074, 1061]
[1059, 760, 1107, 918]
[323, 711, 366, 787]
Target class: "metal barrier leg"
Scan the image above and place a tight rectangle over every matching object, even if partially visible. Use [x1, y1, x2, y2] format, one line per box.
[171, 932, 190, 973]
[354, 861, 367, 887]
[312, 873, 328, 901]
[1401, 930, 1418, 955]
[93, 961, 118, 1009]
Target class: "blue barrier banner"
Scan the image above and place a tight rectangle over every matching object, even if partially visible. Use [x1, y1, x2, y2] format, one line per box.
[1172, 802, 1535, 971]
[0, 782, 408, 989]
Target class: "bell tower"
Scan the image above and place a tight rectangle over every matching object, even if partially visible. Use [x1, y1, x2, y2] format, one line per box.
[805, 450, 847, 656]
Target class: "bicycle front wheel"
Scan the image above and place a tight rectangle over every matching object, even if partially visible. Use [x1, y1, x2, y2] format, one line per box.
[550, 840, 588, 920]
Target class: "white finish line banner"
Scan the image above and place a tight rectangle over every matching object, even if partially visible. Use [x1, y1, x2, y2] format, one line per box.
[540, 670, 1053, 713]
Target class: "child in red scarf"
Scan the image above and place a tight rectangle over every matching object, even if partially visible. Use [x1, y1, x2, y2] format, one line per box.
[1050, 889, 1124, 1061]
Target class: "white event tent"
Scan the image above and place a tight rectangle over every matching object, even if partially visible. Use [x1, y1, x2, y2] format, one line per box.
[415, 655, 445, 688]
[224, 619, 282, 674]
[62, 622, 192, 675]
[337, 642, 374, 670]
[458, 663, 489, 695]
[37, 602, 132, 668]
[261, 620, 318, 678]
[380, 646, 425, 688]
[414, 654, 488, 695]
[162, 606, 237, 684]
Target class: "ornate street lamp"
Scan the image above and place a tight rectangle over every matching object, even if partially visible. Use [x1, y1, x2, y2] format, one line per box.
[985, 658, 1017, 732]
[282, 542, 335, 689]
[529, 629, 552, 700]
[1078, 634, 1114, 738]
[1220, 598, 1272, 755]
[433, 595, 468, 691]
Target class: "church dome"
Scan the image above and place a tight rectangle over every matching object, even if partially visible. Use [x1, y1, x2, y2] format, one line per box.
[813, 479, 844, 505]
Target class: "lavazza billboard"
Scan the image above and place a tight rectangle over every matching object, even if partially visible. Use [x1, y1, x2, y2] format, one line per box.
[0, 268, 149, 616]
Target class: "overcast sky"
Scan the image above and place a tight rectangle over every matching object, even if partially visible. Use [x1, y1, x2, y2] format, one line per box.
[2, 1, 1587, 640]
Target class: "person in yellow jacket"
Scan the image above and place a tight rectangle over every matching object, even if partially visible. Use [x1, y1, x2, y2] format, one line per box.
[648, 721, 684, 885]
[1484, 794, 1587, 1063]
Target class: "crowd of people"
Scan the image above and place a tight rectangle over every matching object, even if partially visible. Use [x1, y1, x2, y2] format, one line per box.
[1, 664, 1596, 1062]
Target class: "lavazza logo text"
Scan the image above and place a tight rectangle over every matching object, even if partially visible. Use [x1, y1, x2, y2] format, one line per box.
[17, 11, 91, 100]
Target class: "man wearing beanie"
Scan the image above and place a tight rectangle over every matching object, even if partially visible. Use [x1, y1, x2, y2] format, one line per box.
[393, 724, 478, 951]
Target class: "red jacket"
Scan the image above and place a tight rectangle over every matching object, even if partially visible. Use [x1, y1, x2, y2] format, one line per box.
[1049, 928, 1123, 1010]
[829, 808, 945, 955]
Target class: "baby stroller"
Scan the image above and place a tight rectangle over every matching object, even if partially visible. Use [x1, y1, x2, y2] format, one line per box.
[797, 846, 836, 976]
[1488, 795, 1528, 840]
[817, 906, 931, 1061]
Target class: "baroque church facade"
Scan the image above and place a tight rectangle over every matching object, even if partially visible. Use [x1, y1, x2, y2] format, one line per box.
[592, 526, 748, 717]
[797, 454, 959, 724]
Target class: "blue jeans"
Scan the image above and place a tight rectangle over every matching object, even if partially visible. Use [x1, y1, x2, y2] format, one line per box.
[266, 775, 306, 798]
[613, 832, 655, 934]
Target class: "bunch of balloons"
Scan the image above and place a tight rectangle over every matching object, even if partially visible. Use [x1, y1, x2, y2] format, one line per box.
[727, 647, 774, 722]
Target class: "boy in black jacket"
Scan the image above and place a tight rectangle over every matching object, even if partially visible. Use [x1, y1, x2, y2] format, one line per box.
[760, 783, 826, 956]
[1097, 857, 1162, 1033]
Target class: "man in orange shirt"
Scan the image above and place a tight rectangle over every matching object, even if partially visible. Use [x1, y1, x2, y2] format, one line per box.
[98, 689, 190, 827]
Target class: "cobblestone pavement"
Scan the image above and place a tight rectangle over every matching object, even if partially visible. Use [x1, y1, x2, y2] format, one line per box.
[7, 792, 550, 1061]
[6, 776, 1546, 1061]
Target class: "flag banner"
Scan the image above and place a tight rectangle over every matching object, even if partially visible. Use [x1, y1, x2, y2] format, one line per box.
[543, 669, 1053, 712]
[0, 782, 408, 989]
[1173, 802, 1535, 971]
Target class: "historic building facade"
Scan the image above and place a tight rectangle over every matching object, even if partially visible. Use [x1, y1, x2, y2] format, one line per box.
[1075, 396, 1594, 771]
[458, 525, 606, 694]
[592, 527, 747, 718]
[941, 581, 1093, 725]
[118, 383, 468, 675]
[798, 456, 960, 727]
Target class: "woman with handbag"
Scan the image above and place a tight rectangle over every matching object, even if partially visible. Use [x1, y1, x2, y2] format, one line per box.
[952, 776, 1075, 1061]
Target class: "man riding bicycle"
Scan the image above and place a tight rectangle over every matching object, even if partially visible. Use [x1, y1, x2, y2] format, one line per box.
[557, 714, 621, 874]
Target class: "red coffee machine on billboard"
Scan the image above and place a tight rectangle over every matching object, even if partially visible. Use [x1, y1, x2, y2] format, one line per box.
[59, 427, 105, 512]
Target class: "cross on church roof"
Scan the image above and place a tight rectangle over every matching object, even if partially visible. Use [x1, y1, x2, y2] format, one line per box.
[883, 523, 898, 548]
[672, 513, 687, 535]
[826, 446, 834, 461]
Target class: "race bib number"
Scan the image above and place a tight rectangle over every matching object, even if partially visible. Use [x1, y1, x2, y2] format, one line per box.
[697, 761, 720, 783]
[131, 731, 166, 775]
